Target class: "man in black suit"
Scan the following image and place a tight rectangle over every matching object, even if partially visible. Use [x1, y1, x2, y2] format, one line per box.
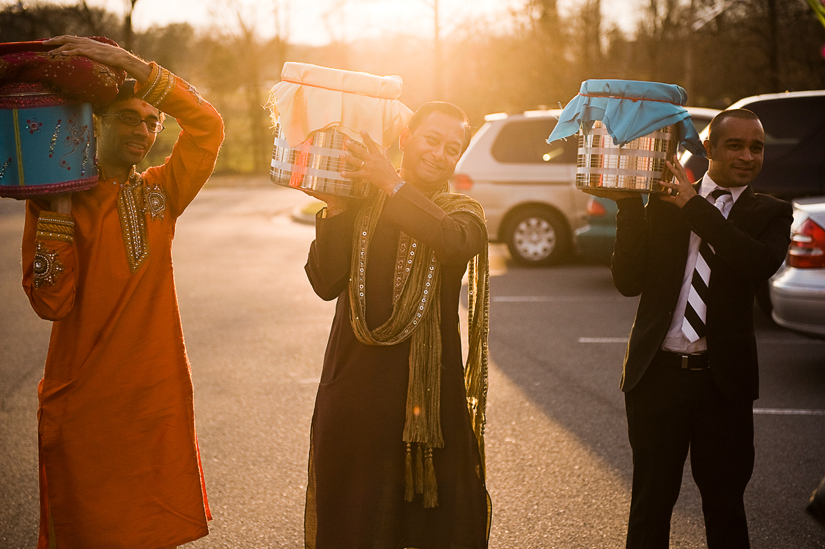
[592, 109, 793, 548]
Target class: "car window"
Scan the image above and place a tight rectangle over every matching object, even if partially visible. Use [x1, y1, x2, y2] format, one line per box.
[679, 116, 714, 153]
[747, 97, 825, 160]
[683, 96, 825, 198]
[692, 116, 712, 135]
[492, 118, 578, 164]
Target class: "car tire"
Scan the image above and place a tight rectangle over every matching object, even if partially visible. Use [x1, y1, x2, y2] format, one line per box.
[504, 207, 570, 266]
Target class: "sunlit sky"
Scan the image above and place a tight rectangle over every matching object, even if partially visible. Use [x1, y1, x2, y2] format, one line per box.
[8, 0, 641, 45]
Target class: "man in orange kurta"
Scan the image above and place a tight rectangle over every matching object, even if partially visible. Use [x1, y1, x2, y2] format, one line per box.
[20, 36, 224, 548]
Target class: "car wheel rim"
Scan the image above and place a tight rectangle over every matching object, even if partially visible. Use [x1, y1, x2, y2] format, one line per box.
[513, 217, 556, 260]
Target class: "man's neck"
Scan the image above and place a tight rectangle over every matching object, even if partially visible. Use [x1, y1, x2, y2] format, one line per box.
[98, 162, 134, 185]
[701, 172, 748, 202]
[398, 168, 446, 194]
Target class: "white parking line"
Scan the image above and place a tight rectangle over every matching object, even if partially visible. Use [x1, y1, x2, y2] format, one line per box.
[579, 337, 627, 343]
[757, 338, 825, 344]
[577, 337, 824, 345]
[494, 296, 626, 303]
[754, 408, 825, 416]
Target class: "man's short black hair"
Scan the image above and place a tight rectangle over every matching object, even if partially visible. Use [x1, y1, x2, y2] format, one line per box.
[93, 79, 137, 115]
[93, 79, 164, 122]
[708, 109, 760, 146]
[407, 101, 471, 153]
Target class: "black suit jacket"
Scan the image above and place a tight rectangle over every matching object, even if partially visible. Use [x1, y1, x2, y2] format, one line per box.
[611, 185, 793, 402]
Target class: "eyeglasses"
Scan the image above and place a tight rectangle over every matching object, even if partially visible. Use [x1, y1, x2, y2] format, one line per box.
[101, 112, 164, 133]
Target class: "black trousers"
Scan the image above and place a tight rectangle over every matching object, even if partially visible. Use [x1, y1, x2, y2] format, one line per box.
[624, 353, 754, 549]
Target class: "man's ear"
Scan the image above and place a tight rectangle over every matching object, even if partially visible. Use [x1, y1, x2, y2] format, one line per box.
[703, 139, 714, 160]
[399, 127, 410, 152]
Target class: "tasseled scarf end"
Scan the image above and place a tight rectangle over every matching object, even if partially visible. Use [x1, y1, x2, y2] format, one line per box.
[403, 443, 439, 508]
[404, 443, 414, 501]
[423, 446, 438, 508]
[415, 444, 424, 494]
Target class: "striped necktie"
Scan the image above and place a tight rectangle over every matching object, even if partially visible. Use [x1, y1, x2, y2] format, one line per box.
[681, 188, 733, 342]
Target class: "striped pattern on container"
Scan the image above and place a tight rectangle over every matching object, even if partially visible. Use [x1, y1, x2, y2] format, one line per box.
[576, 121, 676, 192]
[270, 122, 375, 198]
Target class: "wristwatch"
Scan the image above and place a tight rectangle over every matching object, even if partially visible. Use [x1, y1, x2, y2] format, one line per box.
[391, 181, 405, 196]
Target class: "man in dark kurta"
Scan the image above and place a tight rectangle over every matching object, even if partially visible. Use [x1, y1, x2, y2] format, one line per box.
[303, 102, 491, 548]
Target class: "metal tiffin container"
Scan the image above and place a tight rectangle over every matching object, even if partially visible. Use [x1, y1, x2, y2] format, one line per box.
[547, 79, 705, 195]
[576, 121, 678, 193]
[267, 62, 413, 198]
[270, 120, 375, 198]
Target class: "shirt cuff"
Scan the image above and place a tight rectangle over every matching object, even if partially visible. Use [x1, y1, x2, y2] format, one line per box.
[135, 62, 176, 109]
[36, 212, 74, 243]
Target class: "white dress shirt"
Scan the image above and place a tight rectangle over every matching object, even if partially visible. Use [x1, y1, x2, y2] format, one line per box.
[661, 173, 746, 354]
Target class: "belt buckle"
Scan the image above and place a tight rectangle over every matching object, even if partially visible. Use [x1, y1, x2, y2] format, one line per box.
[680, 353, 707, 370]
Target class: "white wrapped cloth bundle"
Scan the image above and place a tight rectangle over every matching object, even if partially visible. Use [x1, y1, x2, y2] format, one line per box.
[267, 63, 413, 198]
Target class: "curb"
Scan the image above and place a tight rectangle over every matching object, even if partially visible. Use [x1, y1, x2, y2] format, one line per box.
[291, 201, 324, 225]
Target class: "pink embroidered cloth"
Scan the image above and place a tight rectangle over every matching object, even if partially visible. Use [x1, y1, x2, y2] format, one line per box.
[0, 37, 126, 105]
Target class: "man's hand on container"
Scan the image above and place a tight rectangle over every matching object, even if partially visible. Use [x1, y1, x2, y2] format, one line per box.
[659, 155, 697, 209]
[43, 36, 152, 82]
[341, 131, 403, 196]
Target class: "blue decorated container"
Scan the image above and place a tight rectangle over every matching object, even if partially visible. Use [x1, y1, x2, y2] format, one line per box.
[0, 82, 98, 198]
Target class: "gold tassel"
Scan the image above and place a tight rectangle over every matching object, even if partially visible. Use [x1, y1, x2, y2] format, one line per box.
[423, 447, 439, 508]
[415, 444, 424, 494]
[404, 443, 414, 501]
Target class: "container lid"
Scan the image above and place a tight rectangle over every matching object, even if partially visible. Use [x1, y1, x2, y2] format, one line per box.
[267, 62, 413, 148]
[0, 82, 73, 109]
[547, 79, 705, 157]
[0, 38, 126, 105]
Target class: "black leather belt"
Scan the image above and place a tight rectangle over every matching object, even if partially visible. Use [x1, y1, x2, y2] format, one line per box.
[656, 350, 710, 370]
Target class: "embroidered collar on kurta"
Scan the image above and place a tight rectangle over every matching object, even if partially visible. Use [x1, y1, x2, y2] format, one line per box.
[107, 166, 168, 273]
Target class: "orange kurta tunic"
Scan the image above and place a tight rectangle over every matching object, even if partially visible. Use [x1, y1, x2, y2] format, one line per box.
[21, 67, 224, 549]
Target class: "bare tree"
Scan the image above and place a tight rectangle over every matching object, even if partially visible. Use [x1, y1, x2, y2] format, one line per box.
[319, 0, 351, 67]
[122, 0, 138, 51]
[205, 0, 291, 173]
[573, 0, 603, 76]
[0, 2, 120, 42]
[78, 0, 103, 36]
[765, 0, 781, 90]
[421, 0, 443, 98]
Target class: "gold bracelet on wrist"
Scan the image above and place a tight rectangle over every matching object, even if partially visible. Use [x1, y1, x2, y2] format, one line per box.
[139, 62, 176, 108]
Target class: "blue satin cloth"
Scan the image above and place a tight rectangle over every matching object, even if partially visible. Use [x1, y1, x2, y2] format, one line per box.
[547, 79, 706, 157]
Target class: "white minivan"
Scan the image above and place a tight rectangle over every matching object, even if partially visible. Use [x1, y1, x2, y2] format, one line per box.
[452, 109, 585, 266]
[453, 107, 721, 266]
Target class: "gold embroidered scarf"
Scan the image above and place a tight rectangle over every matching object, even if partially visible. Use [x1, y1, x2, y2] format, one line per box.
[348, 186, 489, 508]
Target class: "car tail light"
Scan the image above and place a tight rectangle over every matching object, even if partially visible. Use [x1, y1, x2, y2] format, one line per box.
[684, 167, 696, 184]
[452, 173, 473, 191]
[586, 197, 607, 217]
[788, 218, 825, 269]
